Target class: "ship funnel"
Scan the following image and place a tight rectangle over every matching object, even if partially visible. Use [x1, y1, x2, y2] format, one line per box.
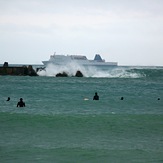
[94, 54, 103, 61]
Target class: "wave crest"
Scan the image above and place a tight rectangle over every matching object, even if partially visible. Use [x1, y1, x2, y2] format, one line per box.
[37, 64, 160, 78]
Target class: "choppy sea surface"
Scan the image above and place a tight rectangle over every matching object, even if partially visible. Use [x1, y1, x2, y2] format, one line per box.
[0, 66, 163, 163]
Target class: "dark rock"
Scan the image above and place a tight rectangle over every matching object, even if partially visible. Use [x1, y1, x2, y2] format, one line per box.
[56, 72, 68, 77]
[55, 70, 83, 77]
[27, 65, 38, 76]
[3, 62, 8, 67]
[75, 70, 83, 77]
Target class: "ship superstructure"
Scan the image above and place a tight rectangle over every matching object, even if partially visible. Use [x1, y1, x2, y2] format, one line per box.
[42, 53, 118, 67]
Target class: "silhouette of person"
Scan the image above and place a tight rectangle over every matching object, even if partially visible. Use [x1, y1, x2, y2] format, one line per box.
[93, 92, 99, 100]
[6, 97, 10, 101]
[17, 98, 25, 107]
[120, 97, 124, 100]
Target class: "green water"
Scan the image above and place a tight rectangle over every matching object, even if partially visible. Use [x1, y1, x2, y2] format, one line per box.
[0, 67, 163, 162]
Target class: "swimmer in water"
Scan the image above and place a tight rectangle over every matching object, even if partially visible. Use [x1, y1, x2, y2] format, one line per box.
[120, 97, 124, 100]
[17, 98, 25, 107]
[93, 92, 99, 100]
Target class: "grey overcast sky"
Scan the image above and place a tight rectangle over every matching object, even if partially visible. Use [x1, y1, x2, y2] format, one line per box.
[0, 0, 163, 66]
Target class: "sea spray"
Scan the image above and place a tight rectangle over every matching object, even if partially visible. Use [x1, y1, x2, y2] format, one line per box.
[37, 63, 82, 77]
[37, 63, 92, 77]
[37, 64, 146, 78]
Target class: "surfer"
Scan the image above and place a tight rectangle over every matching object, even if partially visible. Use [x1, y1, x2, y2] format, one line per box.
[93, 92, 99, 100]
[17, 98, 25, 107]
[6, 97, 10, 101]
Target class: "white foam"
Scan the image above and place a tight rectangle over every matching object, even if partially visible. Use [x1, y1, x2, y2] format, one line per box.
[37, 64, 145, 78]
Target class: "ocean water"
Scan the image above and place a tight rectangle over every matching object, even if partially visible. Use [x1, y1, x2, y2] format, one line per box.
[0, 66, 163, 163]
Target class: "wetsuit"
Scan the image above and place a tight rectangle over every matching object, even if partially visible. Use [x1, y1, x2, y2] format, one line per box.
[17, 101, 25, 107]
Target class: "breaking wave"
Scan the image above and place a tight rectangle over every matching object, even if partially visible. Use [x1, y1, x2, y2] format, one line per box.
[37, 63, 163, 78]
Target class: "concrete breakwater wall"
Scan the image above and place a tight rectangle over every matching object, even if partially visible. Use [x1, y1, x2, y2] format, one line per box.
[1, 62, 84, 77]
[0, 62, 38, 76]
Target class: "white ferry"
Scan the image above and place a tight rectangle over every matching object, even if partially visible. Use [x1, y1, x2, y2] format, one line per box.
[42, 53, 118, 67]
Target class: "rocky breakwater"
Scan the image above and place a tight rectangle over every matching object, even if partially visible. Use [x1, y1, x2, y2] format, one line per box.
[56, 70, 84, 77]
[36, 67, 84, 77]
[0, 62, 38, 76]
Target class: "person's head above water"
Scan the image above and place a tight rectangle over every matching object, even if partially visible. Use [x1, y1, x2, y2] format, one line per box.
[120, 97, 124, 100]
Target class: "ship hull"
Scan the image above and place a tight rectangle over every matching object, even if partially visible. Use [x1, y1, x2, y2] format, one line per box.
[42, 61, 118, 67]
